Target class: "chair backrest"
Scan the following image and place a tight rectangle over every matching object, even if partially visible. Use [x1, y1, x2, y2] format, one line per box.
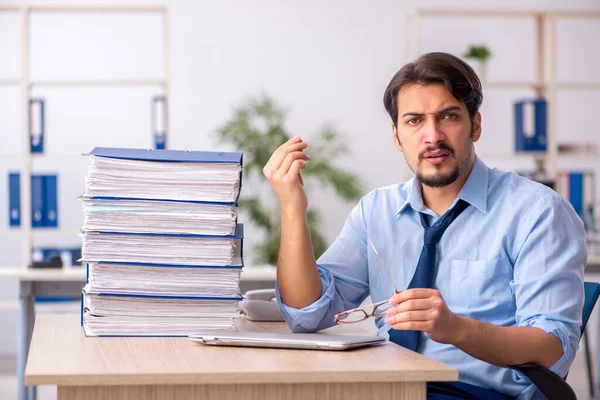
[581, 281, 600, 336]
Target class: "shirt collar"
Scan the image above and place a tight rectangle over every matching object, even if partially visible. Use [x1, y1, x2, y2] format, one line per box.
[459, 155, 488, 214]
[394, 154, 489, 218]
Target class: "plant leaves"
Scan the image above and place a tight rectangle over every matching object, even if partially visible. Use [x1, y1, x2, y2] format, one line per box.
[216, 95, 364, 265]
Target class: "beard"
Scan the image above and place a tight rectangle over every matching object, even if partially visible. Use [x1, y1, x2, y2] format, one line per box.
[414, 142, 471, 188]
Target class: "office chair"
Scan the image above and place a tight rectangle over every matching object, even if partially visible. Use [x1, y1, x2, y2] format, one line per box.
[510, 281, 600, 400]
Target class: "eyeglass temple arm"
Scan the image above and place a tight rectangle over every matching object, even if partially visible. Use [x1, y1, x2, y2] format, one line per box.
[338, 299, 389, 314]
[368, 238, 400, 293]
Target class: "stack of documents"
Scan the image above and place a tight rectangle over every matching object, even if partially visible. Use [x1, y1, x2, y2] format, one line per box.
[81, 231, 241, 266]
[84, 149, 242, 202]
[83, 295, 240, 336]
[80, 197, 238, 236]
[79, 147, 245, 337]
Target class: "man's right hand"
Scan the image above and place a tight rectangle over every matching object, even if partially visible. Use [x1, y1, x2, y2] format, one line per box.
[263, 136, 310, 214]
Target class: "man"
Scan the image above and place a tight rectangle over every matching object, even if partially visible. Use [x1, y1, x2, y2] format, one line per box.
[262, 52, 586, 399]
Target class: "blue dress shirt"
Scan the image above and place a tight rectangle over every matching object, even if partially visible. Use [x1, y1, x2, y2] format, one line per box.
[275, 155, 586, 399]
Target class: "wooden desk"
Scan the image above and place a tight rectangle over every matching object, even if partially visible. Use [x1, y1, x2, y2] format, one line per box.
[0, 266, 276, 400]
[11, 255, 600, 400]
[25, 315, 457, 400]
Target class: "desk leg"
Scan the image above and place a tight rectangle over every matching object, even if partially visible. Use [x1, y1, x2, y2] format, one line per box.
[27, 386, 36, 400]
[597, 310, 600, 397]
[58, 382, 426, 400]
[17, 281, 36, 400]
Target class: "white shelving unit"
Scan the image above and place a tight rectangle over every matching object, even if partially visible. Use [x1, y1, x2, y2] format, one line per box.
[405, 9, 600, 179]
[406, 10, 600, 395]
[0, 4, 171, 269]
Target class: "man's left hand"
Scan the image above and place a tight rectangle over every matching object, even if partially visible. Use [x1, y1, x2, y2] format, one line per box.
[385, 288, 462, 345]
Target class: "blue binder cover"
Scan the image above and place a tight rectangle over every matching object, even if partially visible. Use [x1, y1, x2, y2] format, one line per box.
[31, 175, 44, 228]
[89, 260, 244, 269]
[87, 195, 237, 206]
[92, 230, 243, 238]
[8, 173, 20, 226]
[29, 98, 45, 154]
[95, 292, 243, 301]
[90, 147, 242, 164]
[514, 98, 547, 152]
[43, 174, 58, 227]
[89, 221, 244, 239]
[8, 173, 48, 227]
[152, 95, 167, 150]
[569, 172, 584, 216]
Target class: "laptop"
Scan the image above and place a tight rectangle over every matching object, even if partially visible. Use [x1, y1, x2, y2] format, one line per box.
[189, 331, 385, 351]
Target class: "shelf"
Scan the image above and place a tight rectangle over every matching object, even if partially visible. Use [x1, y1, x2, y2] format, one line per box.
[478, 153, 546, 161]
[0, 228, 82, 236]
[416, 9, 600, 19]
[483, 82, 542, 89]
[0, 153, 91, 159]
[479, 152, 599, 161]
[0, 79, 20, 86]
[555, 153, 600, 161]
[32, 228, 81, 235]
[2, 79, 167, 88]
[557, 83, 600, 90]
[27, 4, 167, 13]
[30, 79, 167, 88]
[0, 300, 19, 310]
[482, 82, 600, 90]
[0, 4, 166, 13]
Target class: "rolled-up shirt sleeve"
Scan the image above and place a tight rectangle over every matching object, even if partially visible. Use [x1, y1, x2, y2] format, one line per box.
[511, 194, 586, 378]
[275, 195, 372, 332]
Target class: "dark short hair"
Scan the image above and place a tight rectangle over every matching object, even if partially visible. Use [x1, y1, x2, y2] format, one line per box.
[383, 52, 483, 127]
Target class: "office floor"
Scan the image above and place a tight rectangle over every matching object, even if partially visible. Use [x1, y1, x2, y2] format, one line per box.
[0, 334, 596, 400]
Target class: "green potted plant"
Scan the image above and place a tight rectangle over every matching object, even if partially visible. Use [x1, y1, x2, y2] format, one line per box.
[463, 44, 492, 82]
[216, 95, 363, 266]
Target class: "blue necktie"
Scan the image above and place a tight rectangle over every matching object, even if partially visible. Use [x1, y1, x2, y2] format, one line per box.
[388, 199, 470, 352]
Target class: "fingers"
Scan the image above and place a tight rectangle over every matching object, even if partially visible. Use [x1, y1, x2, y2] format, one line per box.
[384, 289, 448, 333]
[388, 288, 437, 305]
[264, 136, 309, 176]
[385, 298, 435, 327]
[279, 151, 310, 177]
[387, 298, 430, 314]
[385, 310, 432, 326]
[285, 159, 307, 183]
[387, 321, 435, 332]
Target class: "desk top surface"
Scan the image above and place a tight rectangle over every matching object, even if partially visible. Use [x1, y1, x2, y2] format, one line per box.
[0, 266, 277, 282]
[25, 314, 457, 386]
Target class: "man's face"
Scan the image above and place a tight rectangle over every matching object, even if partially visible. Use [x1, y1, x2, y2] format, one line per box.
[392, 83, 481, 188]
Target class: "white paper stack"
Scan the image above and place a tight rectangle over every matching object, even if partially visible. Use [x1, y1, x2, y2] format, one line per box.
[79, 147, 245, 337]
[85, 155, 242, 202]
[83, 295, 240, 336]
[85, 262, 243, 297]
[81, 231, 240, 266]
[80, 197, 238, 236]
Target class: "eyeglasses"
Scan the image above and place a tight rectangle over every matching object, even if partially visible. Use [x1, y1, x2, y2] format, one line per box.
[333, 239, 399, 324]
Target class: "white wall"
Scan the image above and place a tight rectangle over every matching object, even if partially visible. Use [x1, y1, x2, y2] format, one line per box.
[1, 0, 600, 264]
[0, 0, 599, 357]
